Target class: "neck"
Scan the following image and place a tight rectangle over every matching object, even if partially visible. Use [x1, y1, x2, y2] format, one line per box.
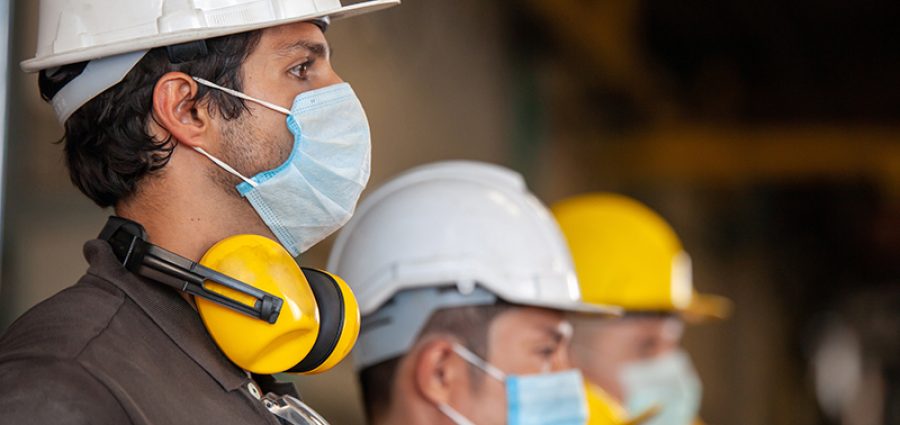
[375, 373, 452, 425]
[116, 145, 274, 262]
[377, 403, 446, 425]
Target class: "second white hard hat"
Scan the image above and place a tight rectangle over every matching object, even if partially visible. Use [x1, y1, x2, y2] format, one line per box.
[328, 161, 620, 369]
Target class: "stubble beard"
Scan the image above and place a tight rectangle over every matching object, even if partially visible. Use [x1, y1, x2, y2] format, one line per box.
[211, 112, 294, 197]
[207, 112, 294, 236]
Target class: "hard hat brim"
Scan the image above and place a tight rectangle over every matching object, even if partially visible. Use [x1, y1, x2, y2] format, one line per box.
[21, 0, 400, 72]
[511, 296, 623, 317]
[570, 290, 731, 321]
[682, 292, 733, 323]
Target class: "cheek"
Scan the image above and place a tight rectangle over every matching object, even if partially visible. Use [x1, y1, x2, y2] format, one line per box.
[254, 114, 294, 168]
[466, 376, 508, 425]
[227, 114, 293, 174]
[268, 126, 295, 169]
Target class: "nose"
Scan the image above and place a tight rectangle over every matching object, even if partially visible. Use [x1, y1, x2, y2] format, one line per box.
[324, 66, 343, 86]
[317, 62, 343, 88]
[302, 62, 343, 94]
[551, 343, 575, 371]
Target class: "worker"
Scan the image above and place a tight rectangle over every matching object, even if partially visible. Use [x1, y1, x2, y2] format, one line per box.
[552, 193, 733, 425]
[328, 161, 621, 425]
[0, 0, 398, 423]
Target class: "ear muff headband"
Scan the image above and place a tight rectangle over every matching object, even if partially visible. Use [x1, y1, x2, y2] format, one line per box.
[290, 268, 345, 373]
[99, 216, 283, 324]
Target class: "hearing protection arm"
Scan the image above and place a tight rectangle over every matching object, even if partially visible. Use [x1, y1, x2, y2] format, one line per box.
[99, 216, 283, 324]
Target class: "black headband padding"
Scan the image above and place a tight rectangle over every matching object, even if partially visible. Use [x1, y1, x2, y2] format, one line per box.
[290, 268, 345, 373]
[38, 61, 89, 101]
[166, 40, 209, 64]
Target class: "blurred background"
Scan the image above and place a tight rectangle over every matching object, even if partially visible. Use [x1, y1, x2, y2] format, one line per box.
[1, 1, 898, 424]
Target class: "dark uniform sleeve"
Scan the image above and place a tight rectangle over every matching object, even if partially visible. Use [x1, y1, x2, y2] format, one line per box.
[0, 358, 131, 424]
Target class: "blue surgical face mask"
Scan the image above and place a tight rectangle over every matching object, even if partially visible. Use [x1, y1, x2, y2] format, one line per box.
[191, 77, 371, 257]
[619, 349, 702, 425]
[439, 343, 589, 425]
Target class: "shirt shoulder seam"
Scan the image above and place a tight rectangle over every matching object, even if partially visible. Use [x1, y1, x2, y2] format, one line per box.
[73, 284, 127, 360]
[73, 356, 132, 421]
[69, 290, 131, 418]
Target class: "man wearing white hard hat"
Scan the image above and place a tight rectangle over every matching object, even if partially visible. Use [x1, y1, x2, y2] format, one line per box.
[0, 1, 398, 424]
[328, 161, 621, 425]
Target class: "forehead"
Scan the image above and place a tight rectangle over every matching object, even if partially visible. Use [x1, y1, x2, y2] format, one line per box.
[488, 307, 569, 343]
[579, 315, 683, 342]
[255, 21, 328, 53]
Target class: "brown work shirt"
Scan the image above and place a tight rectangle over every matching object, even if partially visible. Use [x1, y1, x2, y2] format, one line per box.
[0, 239, 297, 424]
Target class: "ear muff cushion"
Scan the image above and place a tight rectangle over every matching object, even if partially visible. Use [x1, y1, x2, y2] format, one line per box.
[289, 268, 345, 373]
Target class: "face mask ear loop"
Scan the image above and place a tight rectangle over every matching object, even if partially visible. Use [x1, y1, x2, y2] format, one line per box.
[437, 403, 478, 425]
[451, 343, 506, 382]
[193, 146, 258, 188]
[192, 77, 291, 115]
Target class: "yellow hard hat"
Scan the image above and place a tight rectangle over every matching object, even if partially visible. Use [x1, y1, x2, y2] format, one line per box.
[198, 235, 360, 374]
[552, 193, 731, 321]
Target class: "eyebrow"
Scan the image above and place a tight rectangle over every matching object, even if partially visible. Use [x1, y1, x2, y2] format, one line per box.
[539, 326, 568, 345]
[275, 40, 330, 59]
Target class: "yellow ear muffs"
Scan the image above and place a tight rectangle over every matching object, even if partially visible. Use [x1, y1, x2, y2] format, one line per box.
[290, 268, 360, 375]
[195, 235, 359, 375]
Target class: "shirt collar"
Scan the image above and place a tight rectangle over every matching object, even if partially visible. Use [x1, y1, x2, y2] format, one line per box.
[83, 239, 249, 392]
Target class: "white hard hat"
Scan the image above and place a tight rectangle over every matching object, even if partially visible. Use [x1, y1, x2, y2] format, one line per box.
[25, 0, 399, 123]
[328, 161, 621, 369]
[23, 0, 399, 72]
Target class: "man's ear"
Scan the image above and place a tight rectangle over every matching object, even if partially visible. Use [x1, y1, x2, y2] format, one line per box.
[412, 338, 469, 405]
[151, 72, 211, 149]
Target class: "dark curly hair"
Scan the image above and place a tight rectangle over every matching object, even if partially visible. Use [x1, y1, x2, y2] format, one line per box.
[39, 31, 263, 208]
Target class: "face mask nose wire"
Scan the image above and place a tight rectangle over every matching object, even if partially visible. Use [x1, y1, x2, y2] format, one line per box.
[192, 76, 291, 115]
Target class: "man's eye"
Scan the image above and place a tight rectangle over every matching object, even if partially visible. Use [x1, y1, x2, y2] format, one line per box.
[536, 346, 556, 358]
[636, 338, 658, 357]
[289, 60, 314, 79]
